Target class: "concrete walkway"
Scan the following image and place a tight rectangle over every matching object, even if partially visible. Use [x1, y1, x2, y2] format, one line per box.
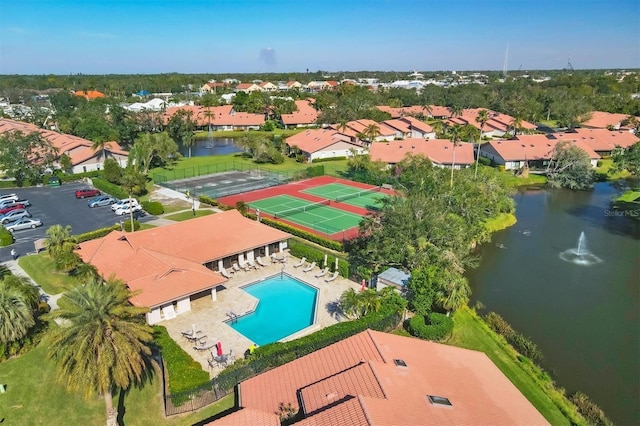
[2, 258, 62, 310]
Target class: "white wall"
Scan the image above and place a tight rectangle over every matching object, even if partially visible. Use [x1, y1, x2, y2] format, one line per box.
[147, 308, 162, 325]
[176, 297, 191, 313]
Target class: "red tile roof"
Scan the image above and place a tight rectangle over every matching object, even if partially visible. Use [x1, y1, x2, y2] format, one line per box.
[163, 105, 264, 127]
[553, 128, 639, 152]
[207, 408, 280, 426]
[285, 129, 354, 153]
[483, 135, 600, 161]
[447, 109, 536, 134]
[370, 138, 475, 165]
[219, 329, 548, 426]
[281, 100, 319, 126]
[400, 116, 434, 134]
[76, 210, 290, 307]
[581, 111, 630, 128]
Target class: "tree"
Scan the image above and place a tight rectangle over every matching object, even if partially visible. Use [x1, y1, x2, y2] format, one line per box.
[45, 224, 74, 260]
[0, 286, 35, 344]
[509, 116, 523, 137]
[363, 123, 381, 143]
[448, 124, 463, 189]
[546, 141, 595, 190]
[339, 288, 361, 319]
[166, 109, 196, 158]
[622, 116, 640, 134]
[120, 168, 147, 231]
[129, 132, 179, 174]
[611, 142, 640, 176]
[434, 272, 471, 315]
[406, 265, 439, 316]
[474, 109, 490, 179]
[103, 158, 123, 184]
[47, 276, 153, 426]
[0, 130, 58, 186]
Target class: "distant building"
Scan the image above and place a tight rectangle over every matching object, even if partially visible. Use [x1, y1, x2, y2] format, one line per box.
[375, 267, 410, 291]
[74, 90, 105, 100]
[370, 138, 475, 169]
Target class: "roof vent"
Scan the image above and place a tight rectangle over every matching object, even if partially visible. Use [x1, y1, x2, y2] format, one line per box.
[394, 359, 407, 367]
[428, 395, 452, 406]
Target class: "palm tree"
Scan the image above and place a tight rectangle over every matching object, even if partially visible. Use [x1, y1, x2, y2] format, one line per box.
[45, 224, 73, 259]
[510, 116, 523, 137]
[47, 276, 153, 426]
[339, 288, 361, 319]
[431, 120, 445, 138]
[359, 289, 382, 316]
[435, 276, 471, 316]
[448, 124, 463, 189]
[91, 138, 109, 163]
[0, 286, 35, 344]
[363, 123, 381, 144]
[120, 168, 146, 232]
[2, 274, 40, 309]
[203, 107, 215, 134]
[474, 109, 490, 180]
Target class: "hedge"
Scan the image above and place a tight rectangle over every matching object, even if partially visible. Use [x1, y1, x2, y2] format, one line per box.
[141, 201, 164, 215]
[288, 239, 348, 277]
[73, 224, 121, 243]
[260, 216, 343, 251]
[484, 311, 542, 362]
[0, 226, 14, 246]
[311, 156, 347, 163]
[91, 177, 129, 199]
[407, 312, 453, 341]
[199, 194, 219, 207]
[123, 219, 140, 232]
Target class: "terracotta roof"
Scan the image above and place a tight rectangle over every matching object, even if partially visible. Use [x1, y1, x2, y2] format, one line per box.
[400, 116, 434, 133]
[281, 100, 319, 126]
[370, 138, 475, 165]
[74, 90, 105, 99]
[285, 129, 354, 153]
[163, 105, 264, 127]
[447, 109, 536, 134]
[553, 128, 639, 152]
[483, 135, 600, 161]
[76, 210, 290, 307]
[581, 111, 630, 128]
[224, 329, 549, 426]
[380, 119, 410, 134]
[206, 408, 280, 426]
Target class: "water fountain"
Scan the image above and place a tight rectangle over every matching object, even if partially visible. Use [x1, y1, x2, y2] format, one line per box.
[559, 231, 603, 266]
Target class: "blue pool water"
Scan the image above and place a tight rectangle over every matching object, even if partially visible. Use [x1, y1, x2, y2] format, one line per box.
[229, 274, 318, 345]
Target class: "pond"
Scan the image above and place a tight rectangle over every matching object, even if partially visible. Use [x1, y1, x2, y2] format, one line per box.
[179, 135, 244, 157]
[467, 182, 639, 425]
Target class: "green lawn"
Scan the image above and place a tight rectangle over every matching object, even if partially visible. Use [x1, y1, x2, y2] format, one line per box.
[617, 190, 640, 203]
[484, 213, 517, 233]
[163, 209, 215, 222]
[447, 308, 580, 425]
[596, 158, 630, 180]
[496, 170, 548, 189]
[18, 253, 79, 295]
[0, 342, 234, 426]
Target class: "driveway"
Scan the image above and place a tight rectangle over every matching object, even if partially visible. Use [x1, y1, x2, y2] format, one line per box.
[0, 182, 153, 262]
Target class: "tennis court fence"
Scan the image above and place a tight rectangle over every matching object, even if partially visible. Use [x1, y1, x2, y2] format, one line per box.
[334, 186, 382, 202]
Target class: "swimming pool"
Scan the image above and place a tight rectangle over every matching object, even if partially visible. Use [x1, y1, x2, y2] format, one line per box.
[229, 274, 318, 346]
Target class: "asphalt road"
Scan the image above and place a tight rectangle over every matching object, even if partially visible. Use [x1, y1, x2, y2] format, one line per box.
[0, 182, 151, 262]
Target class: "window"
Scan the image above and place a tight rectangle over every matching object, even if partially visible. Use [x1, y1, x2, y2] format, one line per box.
[428, 395, 452, 406]
[393, 359, 407, 367]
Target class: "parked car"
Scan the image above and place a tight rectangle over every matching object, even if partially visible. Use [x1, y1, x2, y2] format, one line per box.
[48, 176, 61, 187]
[114, 204, 143, 216]
[5, 218, 42, 232]
[0, 203, 25, 215]
[75, 188, 101, 199]
[88, 195, 117, 208]
[0, 198, 21, 208]
[14, 199, 31, 207]
[111, 198, 139, 211]
[0, 193, 18, 203]
[0, 208, 31, 224]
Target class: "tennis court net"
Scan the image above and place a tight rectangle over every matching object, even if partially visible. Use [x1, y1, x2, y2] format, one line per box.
[334, 186, 381, 202]
[274, 199, 330, 219]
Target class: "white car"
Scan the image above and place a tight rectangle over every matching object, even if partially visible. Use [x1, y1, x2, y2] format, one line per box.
[6, 218, 43, 232]
[111, 198, 139, 212]
[0, 194, 19, 205]
[114, 204, 143, 215]
[0, 208, 31, 224]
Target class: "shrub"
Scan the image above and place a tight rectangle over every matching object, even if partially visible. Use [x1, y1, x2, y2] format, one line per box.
[260, 217, 343, 251]
[0, 226, 14, 246]
[153, 326, 210, 394]
[484, 311, 542, 362]
[311, 156, 347, 163]
[73, 224, 121, 243]
[123, 219, 140, 232]
[199, 194, 219, 207]
[305, 164, 325, 177]
[497, 165, 506, 172]
[288, 239, 348, 276]
[596, 160, 603, 168]
[407, 312, 453, 341]
[485, 311, 516, 340]
[478, 156, 492, 166]
[570, 391, 613, 426]
[141, 201, 164, 215]
[91, 177, 128, 199]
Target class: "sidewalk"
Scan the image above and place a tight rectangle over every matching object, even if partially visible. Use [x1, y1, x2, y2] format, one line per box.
[2, 258, 62, 310]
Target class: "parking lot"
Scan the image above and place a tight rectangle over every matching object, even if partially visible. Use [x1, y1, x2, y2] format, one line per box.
[0, 182, 151, 262]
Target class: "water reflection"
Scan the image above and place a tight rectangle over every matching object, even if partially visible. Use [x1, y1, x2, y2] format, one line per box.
[179, 136, 244, 157]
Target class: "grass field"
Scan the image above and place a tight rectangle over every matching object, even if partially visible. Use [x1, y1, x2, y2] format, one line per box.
[18, 253, 79, 295]
[484, 213, 517, 233]
[0, 342, 234, 426]
[447, 308, 577, 425]
[596, 158, 630, 180]
[163, 209, 215, 221]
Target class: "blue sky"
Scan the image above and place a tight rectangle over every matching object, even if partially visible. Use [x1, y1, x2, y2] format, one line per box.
[1, 0, 638, 74]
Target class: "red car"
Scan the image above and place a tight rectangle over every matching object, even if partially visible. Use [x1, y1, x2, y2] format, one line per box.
[75, 188, 101, 199]
[0, 203, 24, 215]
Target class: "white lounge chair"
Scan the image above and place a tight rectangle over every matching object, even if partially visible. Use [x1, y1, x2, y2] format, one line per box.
[256, 257, 268, 267]
[325, 271, 339, 282]
[220, 267, 233, 279]
[232, 263, 241, 273]
[248, 259, 260, 269]
[315, 267, 329, 278]
[293, 257, 306, 268]
[239, 260, 251, 271]
[302, 262, 316, 273]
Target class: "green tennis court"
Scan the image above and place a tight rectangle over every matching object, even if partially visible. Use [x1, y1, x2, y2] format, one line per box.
[302, 183, 387, 210]
[248, 194, 363, 235]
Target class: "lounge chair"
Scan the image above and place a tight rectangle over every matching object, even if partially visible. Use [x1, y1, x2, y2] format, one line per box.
[302, 261, 316, 273]
[194, 343, 216, 351]
[239, 260, 251, 271]
[325, 271, 339, 282]
[232, 263, 241, 273]
[256, 257, 268, 267]
[220, 267, 233, 279]
[247, 259, 258, 269]
[293, 257, 306, 268]
[314, 267, 329, 278]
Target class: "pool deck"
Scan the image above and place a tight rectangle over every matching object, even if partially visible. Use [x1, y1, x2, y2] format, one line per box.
[157, 256, 360, 377]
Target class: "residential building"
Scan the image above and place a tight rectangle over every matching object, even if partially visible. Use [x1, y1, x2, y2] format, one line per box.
[580, 111, 632, 129]
[200, 81, 228, 94]
[209, 329, 549, 425]
[0, 118, 128, 173]
[280, 99, 318, 128]
[369, 138, 475, 169]
[447, 108, 536, 138]
[285, 129, 365, 162]
[258, 81, 278, 92]
[74, 90, 106, 100]
[235, 83, 261, 93]
[382, 116, 435, 139]
[75, 210, 290, 325]
[479, 134, 600, 170]
[164, 105, 265, 131]
[553, 128, 639, 156]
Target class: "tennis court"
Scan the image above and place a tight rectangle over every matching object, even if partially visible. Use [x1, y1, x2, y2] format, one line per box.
[302, 183, 386, 210]
[248, 194, 363, 235]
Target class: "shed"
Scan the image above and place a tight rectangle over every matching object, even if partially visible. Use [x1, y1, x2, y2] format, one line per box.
[376, 267, 410, 291]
